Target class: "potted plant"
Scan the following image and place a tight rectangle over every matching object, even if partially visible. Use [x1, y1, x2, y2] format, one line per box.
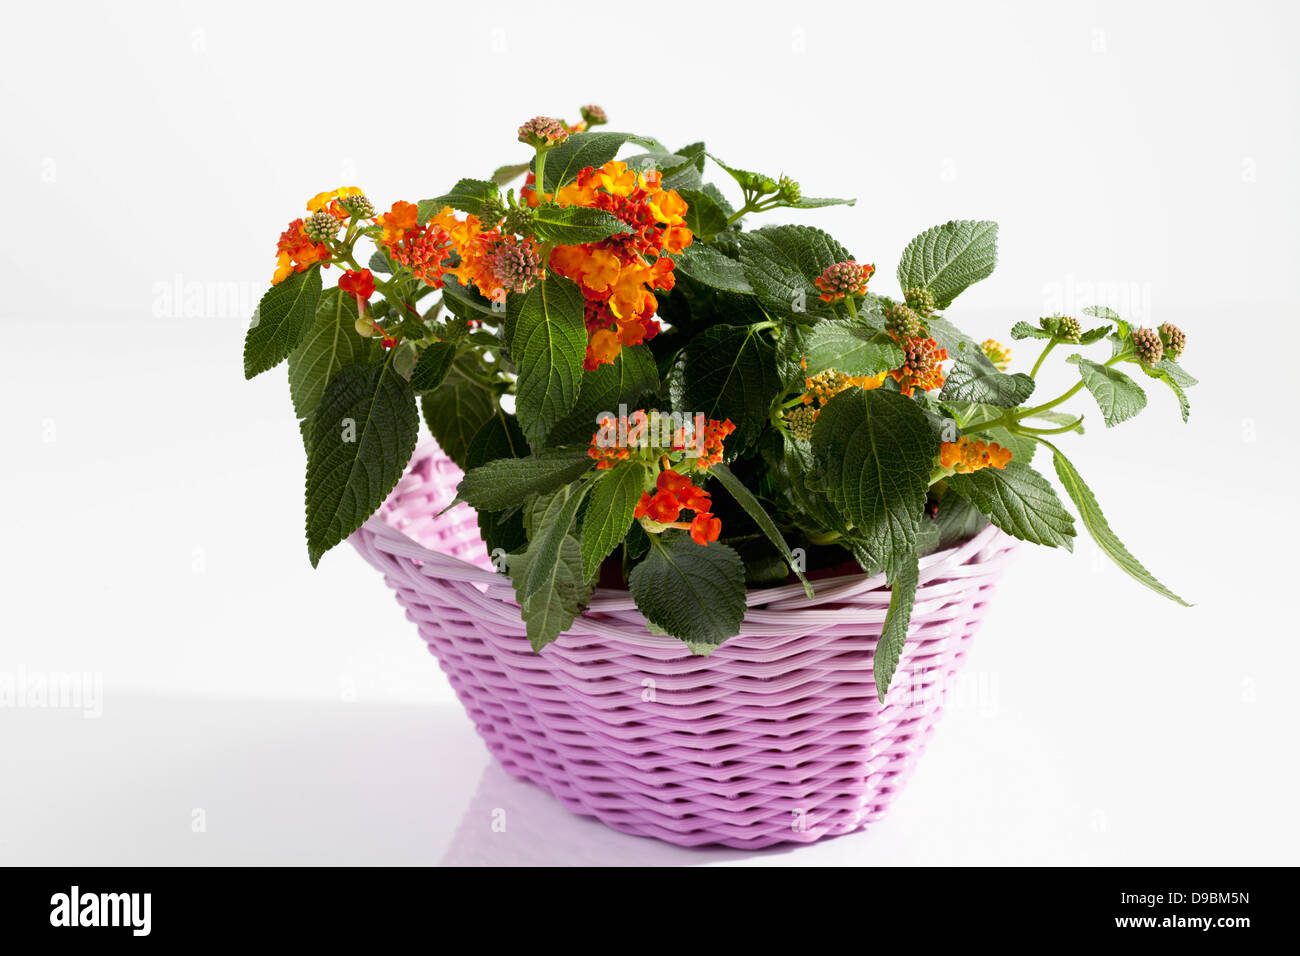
[244, 108, 1194, 848]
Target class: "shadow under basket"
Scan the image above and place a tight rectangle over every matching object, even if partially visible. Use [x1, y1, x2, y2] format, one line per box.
[350, 440, 1018, 850]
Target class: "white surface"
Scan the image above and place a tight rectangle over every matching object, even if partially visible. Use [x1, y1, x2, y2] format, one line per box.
[2, 0, 1299, 865]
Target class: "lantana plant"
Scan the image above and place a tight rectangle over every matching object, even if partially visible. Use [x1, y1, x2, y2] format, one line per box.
[244, 108, 1195, 698]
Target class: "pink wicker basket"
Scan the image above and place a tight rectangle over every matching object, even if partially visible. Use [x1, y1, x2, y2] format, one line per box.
[350, 440, 1018, 849]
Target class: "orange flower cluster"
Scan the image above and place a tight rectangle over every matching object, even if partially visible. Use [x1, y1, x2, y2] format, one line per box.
[374, 201, 511, 297]
[939, 437, 1013, 473]
[801, 367, 886, 408]
[690, 418, 735, 469]
[889, 336, 948, 396]
[542, 161, 693, 369]
[272, 219, 331, 284]
[634, 471, 721, 546]
[587, 413, 735, 472]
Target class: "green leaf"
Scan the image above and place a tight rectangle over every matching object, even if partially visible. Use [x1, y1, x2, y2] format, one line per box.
[874, 552, 919, 701]
[244, 266, 322, 379]
[491, 162, 531, 186]
[368, 248, 395, 275]
[788, 195, 856, 209]
[1083, 304, 1122, 323]
[739, 224, 852, 319]
[1011, 320, 1053, 341]
[457, 449, 593, 511]
[1072, 356, 1147, 427]
[420, 375, 497, 468]
[581, 463, 648, 579]
[440, 275, 498, 321]
[418, 179, 499, 220]
[629, 532, 746, 650]
[677, 188, 730, 241]
[1047, 442, 1190, 605]
[669, 323, 781, 451]
[408, 341, 456, 392]
[521, 480, 592, 602]
[506, 490, 595, 651]
[547, 344, 660, 445]
[896, 220, 998, 310]
[802, 321, 904, 377]
[711, 464, 813, 597]
[538, 131, 656, 191]
[305, 361, 419, 566]
[671, 243, 752, 294]
[530, 205, 632, 244]
[287, 286, 373, 423]
[934, 492, 989, 549]
[1139, 359, 1194, 423]
[946, 460, 1075, 548]
[1026, 410, 1086, 433]
[812, 387, 938, 574]
[940, 354, 1036, 407]
[507, 273, 588, 446]
[464, 411, 529, 558]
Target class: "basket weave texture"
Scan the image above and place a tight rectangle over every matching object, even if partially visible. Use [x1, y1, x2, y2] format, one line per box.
[350, 441, 1017, 849]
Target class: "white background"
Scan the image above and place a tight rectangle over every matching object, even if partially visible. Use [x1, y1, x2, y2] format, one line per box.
[2, 0, 1297, 865]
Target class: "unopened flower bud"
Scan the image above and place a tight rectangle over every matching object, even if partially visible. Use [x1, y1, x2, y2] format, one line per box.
[338, 193, 376, 219]
[579, 104, 607, 126]
[1158, 322, 1186, 360]
[501, 204, 535, 236]
[303, 210, 342, 243]
[981, 339, 1012, 371]
[814, 260, 875, 302]
[1053, 315, 1082, 342]
[785, 405, 817, 441]
[355, 316, 376, 338]
[1132, 327, 1163, 365]
[884, 303, 927, 340]
[489, 241, 543, 294]
[778, 174, 801, 203]
[517, 116, 569, 150]
[903, 286, 936, 318]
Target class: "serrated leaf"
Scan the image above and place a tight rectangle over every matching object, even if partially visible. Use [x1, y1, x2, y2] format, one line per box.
[581, 463, 648, 579]
[739, 224, 852, 319]
[677, 187, 730, 241]
[802, 321, 904, 377]
[491, 162, 531, 186]
[812, 387, 938, 573]
[287, 286, 373, 422]
[1011, 320, 1053, 341]
[1138, 360, 1193, 423]
[530, 205, 632, 244]
[369, 248, 395, 275]
[924, 314, 983, 357]
[669, 323, 781, 451]
[671, 243, 751, 294]
[788, 196, 856, 209]
[896, 220, 998, 310]
[506, 490, 595, 651]
[1026, 410, 1085, 433]
[457, 449, 594, 512]
[464, 411, 529, 558]
[946, 460, 1075, 548]
[940, 354, 1036, 407]
[1083, 305, 1122, 323]
[244, 266, 322, 379]
[305, 361, 419, 566]
[712, 463, 812, 597]
[521, 480, 591, 602]
[1073, 356, 1147, 427]
[439, 275, 497, 321]
[409, 341, 456, 392]
[547, 344, 660, 445]
[874, 551, 919, 701]
[934, 492, 989, 549]
[1047, 442, 1189, 605]
[629, 532, 746, 650]
[420, 375, 497, 468]
[418, 179, 499, 221]
[538, 131, 656, 191]
[508, 273, 587, 446]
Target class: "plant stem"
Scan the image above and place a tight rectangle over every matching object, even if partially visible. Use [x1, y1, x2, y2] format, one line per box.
[845, 296, 859, 320]
[1030, 340, 1056, 378]
[533, 151, 547, 200]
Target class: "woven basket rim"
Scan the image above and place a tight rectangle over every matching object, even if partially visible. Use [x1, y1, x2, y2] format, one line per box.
[357, 443, 1012, 650]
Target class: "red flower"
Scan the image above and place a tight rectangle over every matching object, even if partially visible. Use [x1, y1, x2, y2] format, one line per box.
[689, 513, 721, 546]
[339, 268, 375, 300]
